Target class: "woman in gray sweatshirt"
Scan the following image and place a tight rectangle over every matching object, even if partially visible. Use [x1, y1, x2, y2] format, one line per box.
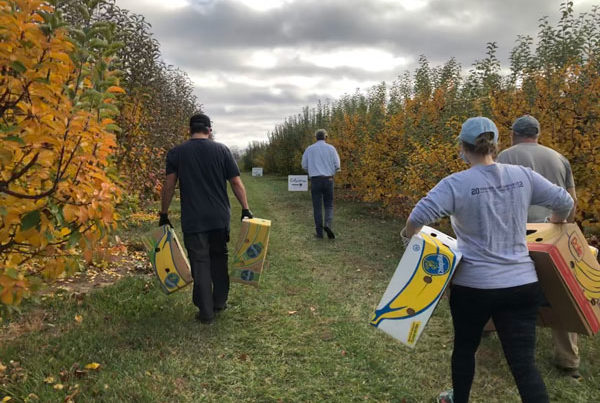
[404, 117, 573, 403]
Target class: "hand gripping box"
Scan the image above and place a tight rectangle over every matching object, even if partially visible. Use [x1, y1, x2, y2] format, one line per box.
[142, 225, 193, 294]
[371, 226, 462, 348]
[231, 218, 271, 287]
[526, 223, 600, 335]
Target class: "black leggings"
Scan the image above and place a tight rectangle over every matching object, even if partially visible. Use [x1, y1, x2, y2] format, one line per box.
[449, 282, 549, 403]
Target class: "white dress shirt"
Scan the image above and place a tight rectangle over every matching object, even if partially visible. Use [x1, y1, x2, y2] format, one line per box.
[301, 140, 341, 177]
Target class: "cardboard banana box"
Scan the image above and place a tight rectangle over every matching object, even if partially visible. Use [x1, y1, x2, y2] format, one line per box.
[526, 223, 600, 336]
[143, 225, 193, 294]
[371, 226, 462, 348]
[231, 218, 271, 287]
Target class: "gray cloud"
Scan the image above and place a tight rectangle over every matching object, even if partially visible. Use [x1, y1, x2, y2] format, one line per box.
[115, 0, 595, 148]
[144, 0, 560, 63]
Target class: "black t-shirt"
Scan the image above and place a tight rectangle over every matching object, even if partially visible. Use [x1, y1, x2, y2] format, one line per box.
[166, 138, 240, 234]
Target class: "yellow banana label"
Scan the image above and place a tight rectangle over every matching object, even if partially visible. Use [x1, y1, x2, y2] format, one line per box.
[143, 226, 192, 294]
[371, 233, 457, 327]
[231, 218, 271, 286]
[568, 232, 600, 300]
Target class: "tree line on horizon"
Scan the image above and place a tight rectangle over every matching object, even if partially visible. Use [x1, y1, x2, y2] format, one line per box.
[242, 2, 600, 230]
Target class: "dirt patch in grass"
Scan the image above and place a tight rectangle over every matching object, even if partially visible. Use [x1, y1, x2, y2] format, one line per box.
[1, 242, 153, 343]
[43, 250, 151, 296]
[0, 309, 51, 344]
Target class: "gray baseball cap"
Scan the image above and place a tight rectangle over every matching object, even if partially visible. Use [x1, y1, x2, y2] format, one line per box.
[512, 115, 540, 137]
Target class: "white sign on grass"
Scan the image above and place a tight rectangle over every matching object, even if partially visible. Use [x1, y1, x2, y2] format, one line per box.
[252, 167, 263, 177]
[288, 175, 308, 191]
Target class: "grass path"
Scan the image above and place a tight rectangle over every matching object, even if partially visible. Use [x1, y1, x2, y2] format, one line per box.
[1, 173, 599, 402]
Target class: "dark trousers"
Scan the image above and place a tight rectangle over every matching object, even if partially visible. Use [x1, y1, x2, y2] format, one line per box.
[310, 176, 334, 236]
[183, 229, 229, 321]
[449, 282, 548, 403]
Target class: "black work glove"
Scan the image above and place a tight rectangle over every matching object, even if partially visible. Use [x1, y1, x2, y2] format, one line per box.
[158, 213, 173, 227]
[241, 209, 253, 221]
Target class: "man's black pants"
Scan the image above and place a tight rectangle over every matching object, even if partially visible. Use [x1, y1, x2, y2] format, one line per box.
[449, 282, 549, 403]
[310, 176, 334, 236]
[184, 229, 229, 321]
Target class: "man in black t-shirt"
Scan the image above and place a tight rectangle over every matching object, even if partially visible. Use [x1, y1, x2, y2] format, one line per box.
[159, 113, 253, 324]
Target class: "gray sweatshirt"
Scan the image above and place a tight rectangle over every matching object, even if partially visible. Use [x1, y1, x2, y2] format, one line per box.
[408, 163, 573, 289]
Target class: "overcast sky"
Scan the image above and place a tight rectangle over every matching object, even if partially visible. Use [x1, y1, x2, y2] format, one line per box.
[114, 0, 596, 149]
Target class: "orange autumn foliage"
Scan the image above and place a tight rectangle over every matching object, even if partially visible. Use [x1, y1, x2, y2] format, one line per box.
[0, 0, 121, 304]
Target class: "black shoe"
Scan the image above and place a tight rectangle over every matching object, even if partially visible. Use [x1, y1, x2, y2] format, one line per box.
[556, 365, 582, 380]
[324, 226, 335, 239]
[214, 304, 227, 313]
[195, 312, 215, 324]
[314, 233, 324, 239]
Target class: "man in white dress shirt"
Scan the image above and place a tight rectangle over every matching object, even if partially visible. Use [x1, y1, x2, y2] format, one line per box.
[301, 129, 341, 239]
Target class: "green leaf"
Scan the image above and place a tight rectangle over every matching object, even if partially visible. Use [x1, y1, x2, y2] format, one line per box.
[34, 77, 50, 85]
[50, 204, 65, 227]
[44, 230, 54, 242]
[0, 207, 7, 216]
[68, 230, 82, 247]
[68, 28, 86, 44]
[75, 4, 90, 21]
[10, 61, 26, 74]
[100, 103, 119, 113]
[89, 38, 108, 49]
[27, 276, 43, 292]
[21, 210, 41, 231]
[5, 268, 19, 280]
[104, 124, 122, 133]
[0, 125, 18, 133]
[4, 135, 24, 144]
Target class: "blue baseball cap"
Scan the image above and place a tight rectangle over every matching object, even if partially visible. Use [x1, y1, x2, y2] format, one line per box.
[458, 117, 499, 145]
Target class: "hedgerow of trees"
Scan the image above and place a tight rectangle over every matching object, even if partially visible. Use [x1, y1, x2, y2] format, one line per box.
[242, 2, 600, 229]
[0, 0, 200, 306]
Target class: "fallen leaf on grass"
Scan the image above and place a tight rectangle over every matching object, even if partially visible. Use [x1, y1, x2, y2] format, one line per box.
[341, 350, 347, 356]
[238, 354, 249, 361]
[27, 394, 38, 400]
[44, 376, 55, 384]
[74, 315, 83, 323]
[0, 363, 6, 373]
[53, 384, 64, 390]
[59, 370, 69, 382]
[64, 387, 79, 402]
[84, 363, 101, 370]
[287, 310, 298, 315]
[2, 397, 12, 402]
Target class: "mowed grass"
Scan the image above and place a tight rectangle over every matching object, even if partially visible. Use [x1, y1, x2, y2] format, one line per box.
[1, 173, 599, 402]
